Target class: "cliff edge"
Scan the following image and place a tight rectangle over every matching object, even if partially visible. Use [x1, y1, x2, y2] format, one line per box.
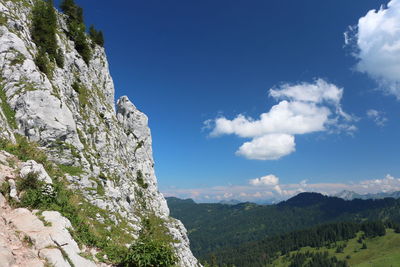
[0, 0, 199, 266]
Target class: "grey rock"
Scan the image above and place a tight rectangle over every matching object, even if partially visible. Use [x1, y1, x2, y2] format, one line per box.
[20, 160, 53, 184]
[42, 211, 97, 267]
[39, 249, 71, 267]
[8, 179, 18, 201]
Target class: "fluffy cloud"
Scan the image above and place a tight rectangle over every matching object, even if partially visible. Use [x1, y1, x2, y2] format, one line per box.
[346, 0, 400, 98]
[366, 109, 388, 126]
[249, 174, 279, 186]
[359, 174, 400, 192]
[236, 134, 295, 160]
[207, 79, 355, 160]
[269, 79, 343, 105]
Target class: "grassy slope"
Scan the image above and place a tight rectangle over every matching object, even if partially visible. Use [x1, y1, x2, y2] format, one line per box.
[272, 229, 400, 267]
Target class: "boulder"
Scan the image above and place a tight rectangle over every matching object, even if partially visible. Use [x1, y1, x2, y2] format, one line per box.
[19, 160, 53, 184]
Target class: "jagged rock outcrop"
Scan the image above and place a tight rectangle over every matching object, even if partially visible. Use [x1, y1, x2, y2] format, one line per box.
[0, 0, 199, 266]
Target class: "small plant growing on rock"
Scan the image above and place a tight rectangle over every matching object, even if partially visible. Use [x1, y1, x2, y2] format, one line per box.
[121, 214, 177, 266]
[0, 84, 17, 129]
[17, 172, 56, 209]
[22, 235, 34, 247]
[136, 170, 148, 189]
[122, 236, 177, 267]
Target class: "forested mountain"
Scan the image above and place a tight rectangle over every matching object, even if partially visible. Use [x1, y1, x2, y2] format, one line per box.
[167, 192, 400, 263]
[209, 221, 400, 266]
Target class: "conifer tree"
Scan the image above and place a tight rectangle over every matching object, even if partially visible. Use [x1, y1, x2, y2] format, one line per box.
[31, 0, 63, 71]
[60, 0, 91, 64]
[89, 25, 104, 47]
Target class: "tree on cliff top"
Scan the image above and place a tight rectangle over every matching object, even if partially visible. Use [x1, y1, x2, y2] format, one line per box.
[60, 0, 91, 64]
[31, 0, 64, 71]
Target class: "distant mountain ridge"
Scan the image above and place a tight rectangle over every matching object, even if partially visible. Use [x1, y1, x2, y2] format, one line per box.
[218, 199, 241, 205]
[334, 190, 400, 200]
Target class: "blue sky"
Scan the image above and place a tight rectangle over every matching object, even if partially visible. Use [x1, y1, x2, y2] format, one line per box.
[62, 0, 400, 202]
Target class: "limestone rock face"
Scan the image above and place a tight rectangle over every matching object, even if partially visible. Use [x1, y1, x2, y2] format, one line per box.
[0, 0, 199, 266]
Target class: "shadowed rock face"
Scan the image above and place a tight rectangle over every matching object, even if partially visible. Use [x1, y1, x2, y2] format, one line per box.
[0, 0, 199, 265]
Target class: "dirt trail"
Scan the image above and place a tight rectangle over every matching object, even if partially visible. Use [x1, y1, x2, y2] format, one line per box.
[0, 195, 44, 267]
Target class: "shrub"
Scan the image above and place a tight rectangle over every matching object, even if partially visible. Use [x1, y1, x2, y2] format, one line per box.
[122, 236, 177, 267]
[72, 25, 92, 64]
[55, 49, 65, 68]
[0, 83, 17, 129]
[17, 172, 56, 208]
[34, 49, 52, 76]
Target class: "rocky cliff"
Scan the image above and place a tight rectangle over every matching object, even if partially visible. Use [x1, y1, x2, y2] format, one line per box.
[0, 0, 199, 266]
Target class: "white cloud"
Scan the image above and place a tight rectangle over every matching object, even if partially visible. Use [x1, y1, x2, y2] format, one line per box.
[273, 185, 283, 195]
[347, 0, 400, 98]
[249, 174, 279, 186]
[211, 101, 331, 138]
[207, 79, 355, 160]
[269, 79, 343, 105]
[366, 109, 388, 126]
[236, 134, 295, 160]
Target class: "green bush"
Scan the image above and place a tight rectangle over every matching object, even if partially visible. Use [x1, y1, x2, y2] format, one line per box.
[55, 49, 65, 68]
[18, 172, 56, 208]
[122, 236, 177, 267]
[34, 49, 52, 76]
